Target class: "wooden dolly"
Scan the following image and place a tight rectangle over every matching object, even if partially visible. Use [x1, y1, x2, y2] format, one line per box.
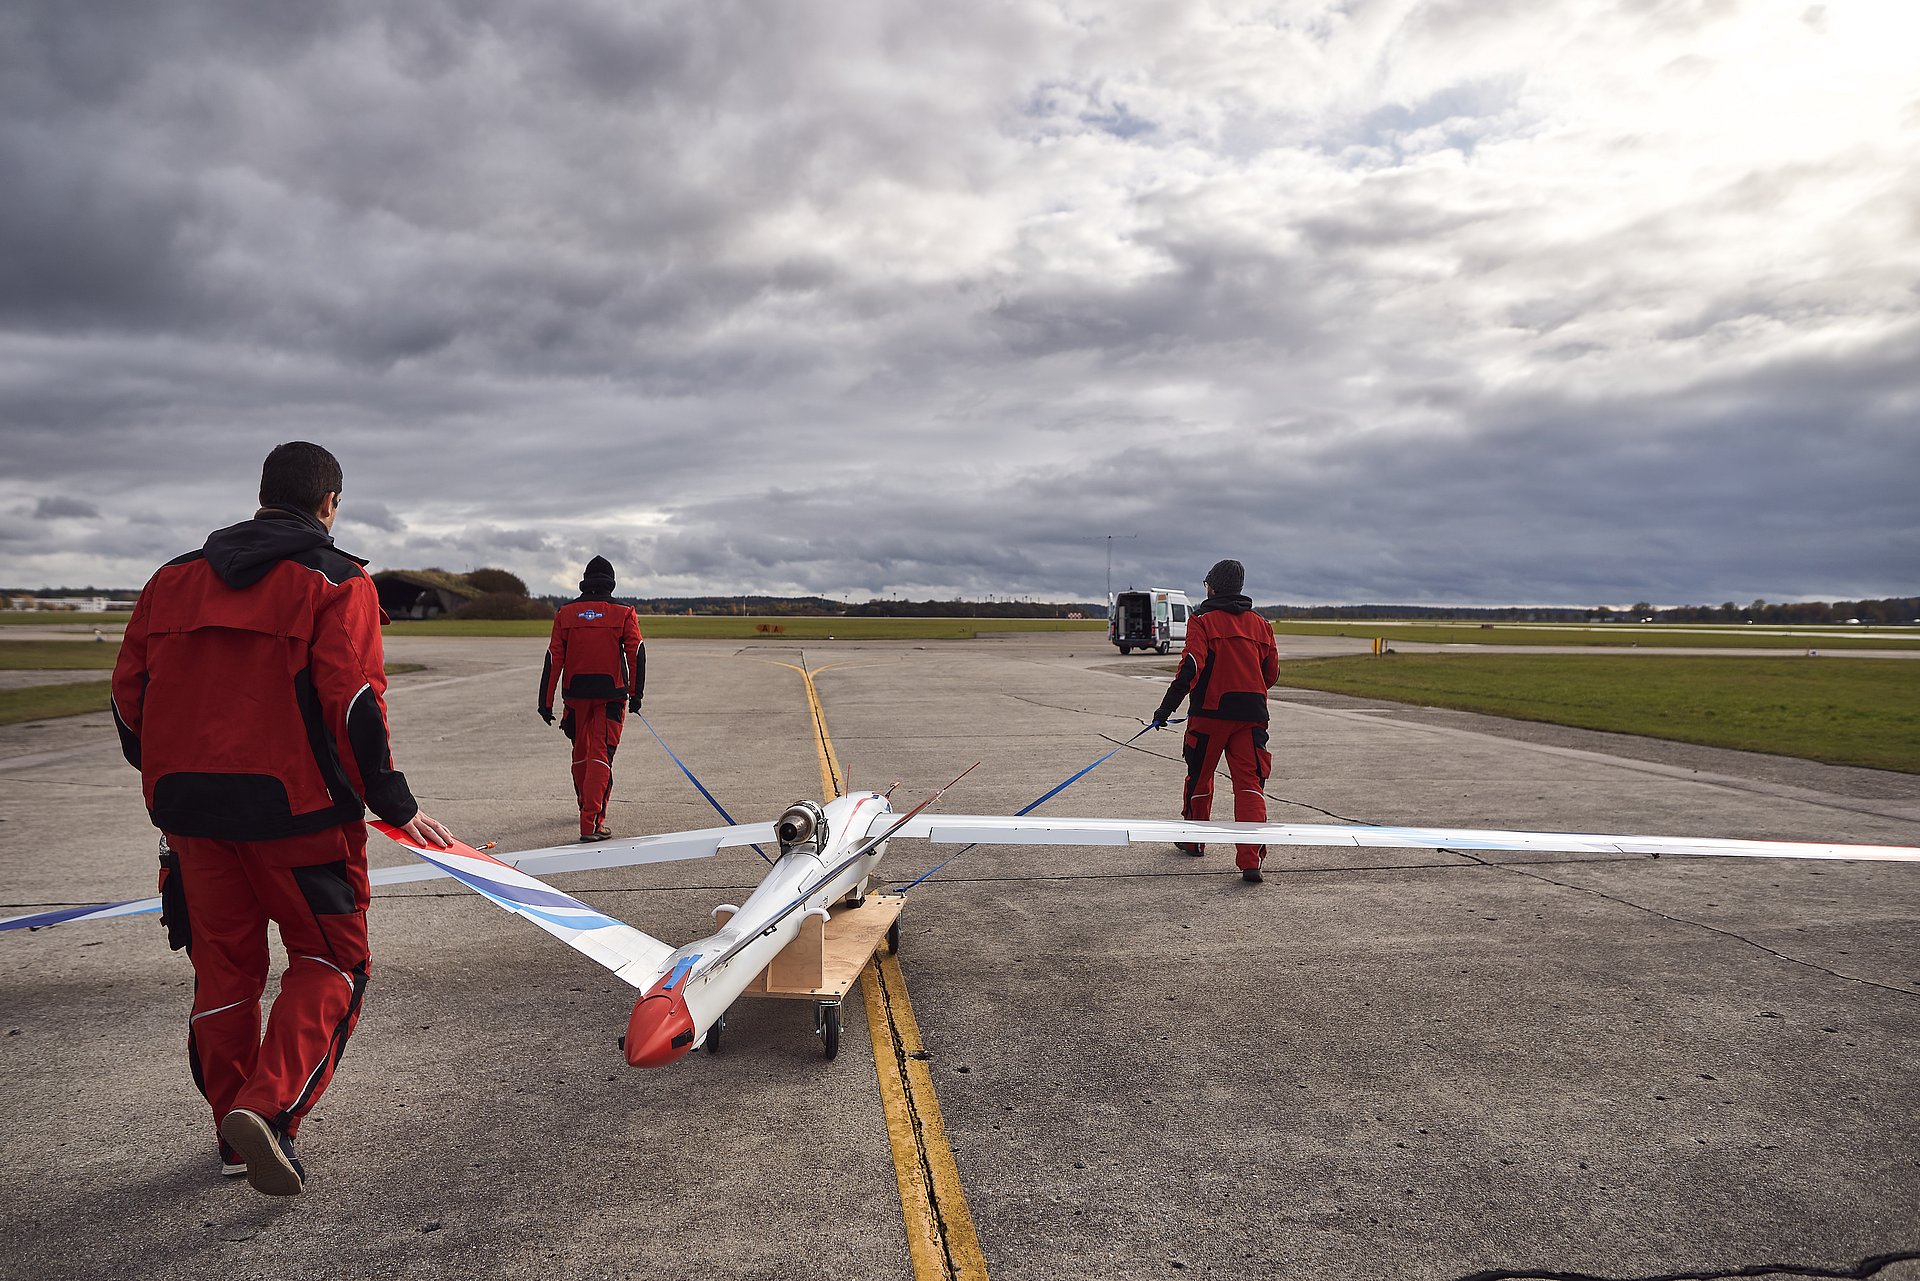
[709, 892, 906, 1059]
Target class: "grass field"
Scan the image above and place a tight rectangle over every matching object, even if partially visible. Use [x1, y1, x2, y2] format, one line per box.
[0, 679, 113, 726]
[0, 664, 425, 725]
[0, 641, 122, 670]
[0, 613, 128, 627]
[1271, 620, 1920, 650]
[1272, 653, 1920, 773]
[386, 616, 1110, 640]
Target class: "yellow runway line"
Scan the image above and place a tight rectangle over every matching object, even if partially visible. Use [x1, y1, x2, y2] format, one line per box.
[764, 658, 845, 797]
[772, 652, 988, 1279]
[864, 954, 990, 1281]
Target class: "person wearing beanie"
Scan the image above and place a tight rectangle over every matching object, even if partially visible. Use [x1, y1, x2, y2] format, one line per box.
[1150, 558, 1280, 882]
[539, 556, 645, 840]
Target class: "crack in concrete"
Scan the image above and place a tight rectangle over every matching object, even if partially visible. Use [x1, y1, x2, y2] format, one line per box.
[874, 960, 972, 1280]
[1451, 1246, 1920, 1280]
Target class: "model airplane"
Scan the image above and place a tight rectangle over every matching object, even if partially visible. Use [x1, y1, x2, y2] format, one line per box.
[8, 769, 1919, 1068]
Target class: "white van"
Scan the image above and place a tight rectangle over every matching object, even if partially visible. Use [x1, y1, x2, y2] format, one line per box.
[1109, 588, 1190, 655]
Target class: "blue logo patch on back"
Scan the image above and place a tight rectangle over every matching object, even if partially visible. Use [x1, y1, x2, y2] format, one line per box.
[579, 609, 604, 620]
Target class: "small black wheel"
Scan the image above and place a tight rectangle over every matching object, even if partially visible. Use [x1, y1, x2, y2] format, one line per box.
[820, 1003, 842, 1060]
[845, 891, 866, 909]
[886, 917, 901, 954]
[704, 1013, 725, 1054]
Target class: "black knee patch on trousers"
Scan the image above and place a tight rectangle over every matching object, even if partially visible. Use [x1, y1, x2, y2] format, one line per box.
[292, 861, 357, 916]
[1181, 730, 1212, 818]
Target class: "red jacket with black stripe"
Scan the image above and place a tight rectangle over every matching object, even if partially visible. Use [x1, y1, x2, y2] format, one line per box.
[111, 507, 419, 841]
[540, 597, 644, 712]
[1154, 594, 1280, 724]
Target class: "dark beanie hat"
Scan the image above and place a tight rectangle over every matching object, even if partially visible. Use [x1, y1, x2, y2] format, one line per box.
[1205, 558, 1244, 596]
[580, 555, 616, 594]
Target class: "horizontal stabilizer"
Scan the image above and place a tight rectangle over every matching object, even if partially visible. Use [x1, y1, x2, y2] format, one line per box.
[885, 815, 1920, 863]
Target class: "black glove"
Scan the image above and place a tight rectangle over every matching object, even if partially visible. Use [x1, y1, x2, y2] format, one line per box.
[628, 696, 642, 715]
[538, 705, 554, 725]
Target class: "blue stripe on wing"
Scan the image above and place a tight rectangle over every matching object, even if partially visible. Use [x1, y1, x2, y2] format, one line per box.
[0, 901, 160, 931]
[425, 859, 621, 932]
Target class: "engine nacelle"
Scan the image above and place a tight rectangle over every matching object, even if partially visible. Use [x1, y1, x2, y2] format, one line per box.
[775, 800, 828, 854]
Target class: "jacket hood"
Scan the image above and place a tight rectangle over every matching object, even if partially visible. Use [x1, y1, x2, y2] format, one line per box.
[202, 506, 361, 589]
[1196, 593, 1254, 616]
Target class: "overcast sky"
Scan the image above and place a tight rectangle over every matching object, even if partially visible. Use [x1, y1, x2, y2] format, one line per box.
[2, 0, 1915, 606]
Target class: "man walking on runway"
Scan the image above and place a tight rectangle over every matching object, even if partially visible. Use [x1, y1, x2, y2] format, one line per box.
[1150, 558, 1280, 881]
[539, 556, 645, 840]
[112, 441, 452, 1196]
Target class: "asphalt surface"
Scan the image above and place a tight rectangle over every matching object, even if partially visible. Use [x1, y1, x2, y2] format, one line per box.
[1, 632, 1916, 1281]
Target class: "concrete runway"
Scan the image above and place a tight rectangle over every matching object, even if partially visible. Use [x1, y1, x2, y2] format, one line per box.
[2, 633, 1917, 1281]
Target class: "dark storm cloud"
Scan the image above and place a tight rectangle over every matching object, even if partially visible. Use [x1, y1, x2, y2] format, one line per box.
[2, 0, 1913, 604]
[32, 497, 100, 519]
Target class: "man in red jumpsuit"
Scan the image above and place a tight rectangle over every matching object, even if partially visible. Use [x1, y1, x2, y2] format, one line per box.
[539, 556, 645, 840]
[1151, 559, 1280, 882]
[112, 442, 452, 1197]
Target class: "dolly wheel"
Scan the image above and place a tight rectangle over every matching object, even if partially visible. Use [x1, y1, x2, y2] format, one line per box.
[818, 1003, 842, 1060]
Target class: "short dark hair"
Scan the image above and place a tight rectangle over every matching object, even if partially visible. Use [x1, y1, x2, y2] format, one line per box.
[260, 442, 343, 512]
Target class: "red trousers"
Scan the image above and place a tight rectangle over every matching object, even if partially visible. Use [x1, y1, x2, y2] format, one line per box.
[170, 825, 370, 1142]
[564, 700, 625, 835]
[1181, 716, 1272, 869]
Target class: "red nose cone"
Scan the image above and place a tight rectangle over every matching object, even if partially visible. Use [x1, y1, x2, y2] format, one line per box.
[626, 991, 696, 1068]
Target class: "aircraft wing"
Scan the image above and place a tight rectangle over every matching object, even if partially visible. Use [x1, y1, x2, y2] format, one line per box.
[879, 815, 1920, 863]
[367, 820, 779, 886]
[1, 819, 777, 934]
[1, 897, 167, 932]
[371, 822, 675, 987]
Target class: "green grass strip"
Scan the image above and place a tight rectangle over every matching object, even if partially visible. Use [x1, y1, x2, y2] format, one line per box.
[0, 666, 426, 726]
[0, 613, 128, 626]
[1274, 654, 1920, 774]
[0, 679, 114, 726]
[1270, 620, 1920, 650]
[0, 641, 123, 670]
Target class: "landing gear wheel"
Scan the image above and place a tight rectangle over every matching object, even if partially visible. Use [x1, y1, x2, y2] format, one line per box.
[704, 1013, 726, 1055]
[816, 1002, 842, 1060]
[886, 918, 901, 954]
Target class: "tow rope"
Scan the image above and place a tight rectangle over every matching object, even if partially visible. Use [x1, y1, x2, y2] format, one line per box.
[893, 719, 1173, 892]
[636, 711, 774, 865]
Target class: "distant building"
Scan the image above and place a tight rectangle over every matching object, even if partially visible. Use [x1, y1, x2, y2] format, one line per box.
[2, 595, 135, 612]
[373, 570, 483, 620]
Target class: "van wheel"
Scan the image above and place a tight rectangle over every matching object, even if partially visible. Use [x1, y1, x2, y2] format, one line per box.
[1118, 645, 1130, 655]
[1157, 642, 1170, 654]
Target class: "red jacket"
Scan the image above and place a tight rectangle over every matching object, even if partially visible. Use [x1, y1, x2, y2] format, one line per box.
[1154, 595, 1279, 723]
[111, 507, 419, 840]
[541, 597, 644, 711]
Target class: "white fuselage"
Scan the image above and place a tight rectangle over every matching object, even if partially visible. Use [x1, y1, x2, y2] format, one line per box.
[624, 792, 893, 1066]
